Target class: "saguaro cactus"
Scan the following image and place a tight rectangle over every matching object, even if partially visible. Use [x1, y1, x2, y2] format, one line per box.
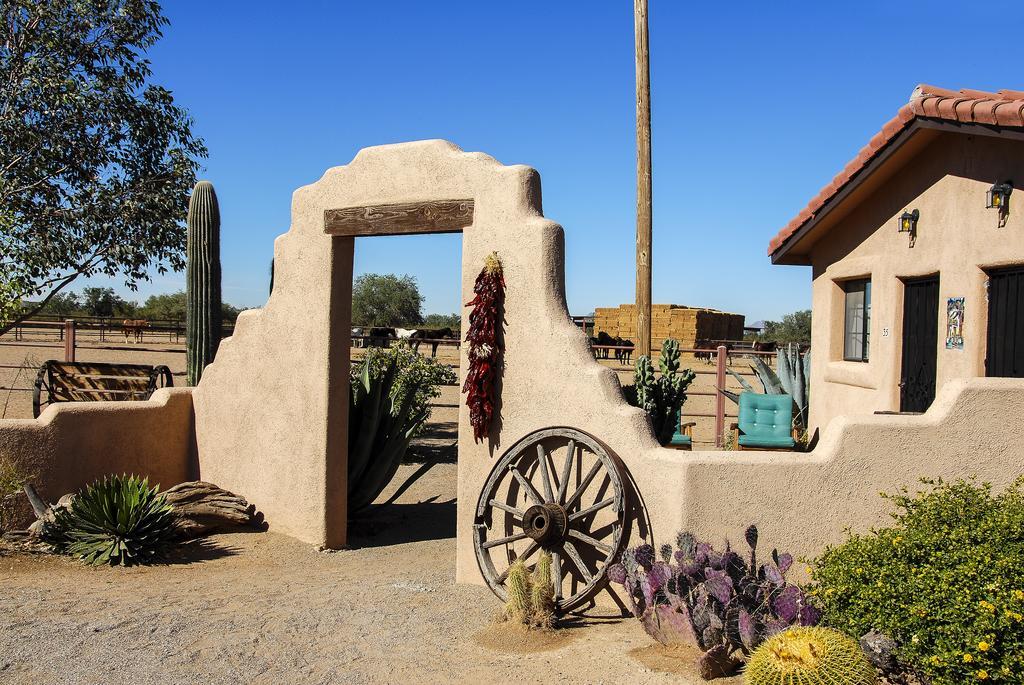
[186, 180, 222, 386]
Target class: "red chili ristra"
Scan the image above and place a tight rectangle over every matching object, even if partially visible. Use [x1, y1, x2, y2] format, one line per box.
[463, 252, 505, 443]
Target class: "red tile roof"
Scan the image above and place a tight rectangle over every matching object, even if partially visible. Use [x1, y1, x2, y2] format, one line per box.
[769, 85, 1024, 257]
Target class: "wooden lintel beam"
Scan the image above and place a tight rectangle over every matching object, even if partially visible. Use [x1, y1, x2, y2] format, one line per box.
[324, 199, 474, 237]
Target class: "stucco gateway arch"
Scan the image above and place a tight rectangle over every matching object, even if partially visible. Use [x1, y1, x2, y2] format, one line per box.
[192, 140, 665, 566]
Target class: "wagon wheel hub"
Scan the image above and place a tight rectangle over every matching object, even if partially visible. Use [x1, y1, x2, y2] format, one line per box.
[522, 502, 568, 546]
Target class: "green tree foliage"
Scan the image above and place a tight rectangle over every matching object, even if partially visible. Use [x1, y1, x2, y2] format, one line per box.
[138, 290, 241, 322]
[0, 0, 206, 334]
[811, 478, 1024, 684]
[37, 291, 81, 317]
[351, 273, 423, 327]
[81, 287, 137, 317]
[760, 309, 812, 344]
[423, 312, 461, 330]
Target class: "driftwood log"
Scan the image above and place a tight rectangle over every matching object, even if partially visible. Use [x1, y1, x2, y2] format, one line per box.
[163, 481, 265, 538]
[23, 481, 264, 540]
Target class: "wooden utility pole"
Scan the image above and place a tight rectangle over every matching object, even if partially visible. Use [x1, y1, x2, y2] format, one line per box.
[634, 0, 652, 359]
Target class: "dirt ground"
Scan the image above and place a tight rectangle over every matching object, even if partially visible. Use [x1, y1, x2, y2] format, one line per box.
[0, 331, 747, 683]
[0, 460, 731, 685]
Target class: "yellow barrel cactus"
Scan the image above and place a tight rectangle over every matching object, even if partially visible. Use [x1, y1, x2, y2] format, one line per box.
[744, 627, 877, 685]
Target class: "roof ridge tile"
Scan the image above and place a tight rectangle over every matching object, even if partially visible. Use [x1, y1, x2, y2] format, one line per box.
[770, 85, 1024, 258]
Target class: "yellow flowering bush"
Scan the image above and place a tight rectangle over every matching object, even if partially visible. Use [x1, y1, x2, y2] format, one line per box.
[810, 477, 1024, 684]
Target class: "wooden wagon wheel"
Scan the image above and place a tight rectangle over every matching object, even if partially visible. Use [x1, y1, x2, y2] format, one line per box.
[474, 427, 627, 613]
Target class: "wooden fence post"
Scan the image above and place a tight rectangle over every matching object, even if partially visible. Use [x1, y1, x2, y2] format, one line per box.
[715, 345, 727, 447]
[64, 319, 76, 363]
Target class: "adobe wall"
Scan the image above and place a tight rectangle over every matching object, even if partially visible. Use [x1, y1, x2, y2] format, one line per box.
[807, 133, 1024, 433]
[1, 140, 1021, 606]
[0, 388, 196, 526]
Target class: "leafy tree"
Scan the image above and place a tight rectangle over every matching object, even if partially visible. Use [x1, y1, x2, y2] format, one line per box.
[38, 291, 81, 317]
[423, 312, 460, 330]
[760, 309, 811, 344]
[351, 274, 423, 327]
[81, 287, 136, 318]
[140, 291, 186, 320]
[139, 290, 241, 322]
[0, 0, 207, 335]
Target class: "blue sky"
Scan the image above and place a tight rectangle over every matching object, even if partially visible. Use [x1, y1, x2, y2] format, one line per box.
[90, 0, 1024, 323]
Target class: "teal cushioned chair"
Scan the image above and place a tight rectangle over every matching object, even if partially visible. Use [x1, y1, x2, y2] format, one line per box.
[668, 408, 696, 450]
[732, 392, 797, 450]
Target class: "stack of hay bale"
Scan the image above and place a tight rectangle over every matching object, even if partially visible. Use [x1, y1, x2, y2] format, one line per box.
[593, 304, 744, 356]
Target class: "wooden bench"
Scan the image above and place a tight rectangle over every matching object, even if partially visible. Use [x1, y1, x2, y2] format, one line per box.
[32, 360, 174, 418]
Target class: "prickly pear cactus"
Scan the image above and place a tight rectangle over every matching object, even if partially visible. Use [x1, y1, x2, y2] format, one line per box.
[186, 180, 222, 386]
[744, 627, 877, 685]
[504, 559, 531, 623]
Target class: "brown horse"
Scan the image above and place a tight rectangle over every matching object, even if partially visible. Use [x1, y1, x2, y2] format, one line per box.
[121, 319, 148, 343]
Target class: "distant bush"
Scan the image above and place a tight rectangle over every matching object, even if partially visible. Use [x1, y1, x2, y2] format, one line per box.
[0, 455, 30, 531]
[351, 346, 457, 438]
[810, 477, 1024, 684]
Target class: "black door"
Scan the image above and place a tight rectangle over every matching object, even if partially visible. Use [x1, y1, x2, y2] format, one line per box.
[986, 266, 1024, 377]
[900, 277, 939, 412]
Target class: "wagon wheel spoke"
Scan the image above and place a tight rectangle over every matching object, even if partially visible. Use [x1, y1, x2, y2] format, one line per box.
[489, 499, 524, 519]
[568, 529, 612, 554]
[551, 551, 563, 600]
[509, 465, 544, 505]
[562, 541, 592, 583]
[537, 444, 554, 502]
[556, 439, 575, 503]
[568, 497, 616, 522]
[564, 460, 603, 511]
[482, 532, 528, 549]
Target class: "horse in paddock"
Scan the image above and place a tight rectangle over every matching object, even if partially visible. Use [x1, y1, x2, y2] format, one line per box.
[121, 319, 148, 343]
[589, 331, 616, 359]
[366, 327, 396, 348]
[410, 327, 456, 358]
[613, 337, 634, 365]
[395, 328, 417, 345]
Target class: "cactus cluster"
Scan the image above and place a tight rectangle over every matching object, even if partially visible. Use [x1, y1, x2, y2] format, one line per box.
[745, 627, 877, 685]
[607, 525, 821, 678]
[503, 552, 556, 629]
[185, 180, 222, 386]
[624, 338, 697, 445]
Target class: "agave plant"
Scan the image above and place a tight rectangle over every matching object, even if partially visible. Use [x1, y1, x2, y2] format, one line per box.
[347, 349, 432, 512]
[42, 475, 179, 566]
[721, 343, 810, 432]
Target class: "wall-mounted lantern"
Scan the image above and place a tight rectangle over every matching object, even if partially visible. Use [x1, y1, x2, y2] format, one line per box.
[987, 181, 1012, 210]
[898, 209, 919, 233]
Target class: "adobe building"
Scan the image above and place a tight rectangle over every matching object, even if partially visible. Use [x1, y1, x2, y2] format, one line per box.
[770, 85, 1024, 433]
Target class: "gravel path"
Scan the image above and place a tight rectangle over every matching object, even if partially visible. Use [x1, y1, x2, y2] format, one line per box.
[0, 462, 721, 685]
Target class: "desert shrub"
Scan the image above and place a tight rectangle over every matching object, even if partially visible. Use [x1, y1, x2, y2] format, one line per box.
[42, 474, 178, 566]
[0, 455, 30, 531]
[810, 477, 1024, 684]
[352, 346, 457, 438]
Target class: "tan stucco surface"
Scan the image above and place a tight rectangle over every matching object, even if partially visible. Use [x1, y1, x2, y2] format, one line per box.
[1, 140, 1022, 600]
[805, 133, 1024, 432]
[0, 388, 195, 525]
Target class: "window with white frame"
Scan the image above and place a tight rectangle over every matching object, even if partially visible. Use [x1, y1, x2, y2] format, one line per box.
[843, 279, 871, 362]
